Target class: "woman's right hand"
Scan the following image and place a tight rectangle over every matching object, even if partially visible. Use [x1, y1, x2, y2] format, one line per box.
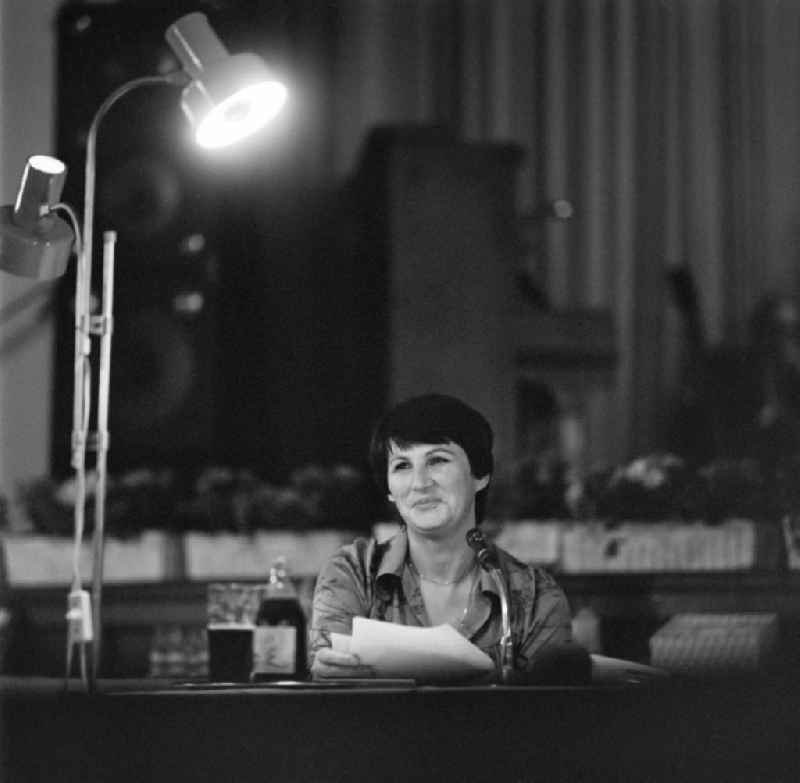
[311, 647, 375, 680]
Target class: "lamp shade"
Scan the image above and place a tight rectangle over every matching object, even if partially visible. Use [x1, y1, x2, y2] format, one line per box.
[0, 155, 74, 280]
[165, 12, 287, 149]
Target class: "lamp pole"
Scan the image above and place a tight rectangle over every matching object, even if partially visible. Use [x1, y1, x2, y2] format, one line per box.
[75, 74, 188, 688]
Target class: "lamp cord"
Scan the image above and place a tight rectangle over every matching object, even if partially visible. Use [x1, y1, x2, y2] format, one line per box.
[53, 202, 82, 261]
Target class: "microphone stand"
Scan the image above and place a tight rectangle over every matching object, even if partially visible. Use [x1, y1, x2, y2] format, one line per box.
[489, 569, 514, 683]
[466, 528, 514, 683]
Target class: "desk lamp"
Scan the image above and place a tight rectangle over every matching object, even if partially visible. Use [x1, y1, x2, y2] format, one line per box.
[0, 11, 287, 690]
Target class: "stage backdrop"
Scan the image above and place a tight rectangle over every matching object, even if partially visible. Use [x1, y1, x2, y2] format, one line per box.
[51, 0, 800, 480]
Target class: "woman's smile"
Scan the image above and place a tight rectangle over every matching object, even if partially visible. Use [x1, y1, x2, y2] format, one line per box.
[413, 497, 441, 509]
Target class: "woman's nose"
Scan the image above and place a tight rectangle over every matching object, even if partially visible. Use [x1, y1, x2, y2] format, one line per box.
[410, 464, 432, 489]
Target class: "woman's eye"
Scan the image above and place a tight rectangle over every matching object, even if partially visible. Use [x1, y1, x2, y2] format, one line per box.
[391, 462, 410, 472]
[428, 455, 448, 465]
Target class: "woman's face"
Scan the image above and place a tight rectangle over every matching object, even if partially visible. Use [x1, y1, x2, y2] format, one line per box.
[386, 440, 489, 538]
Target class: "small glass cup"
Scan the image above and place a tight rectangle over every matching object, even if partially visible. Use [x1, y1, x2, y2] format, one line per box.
[206, 582, 265, 682]
[207, 622, 254, 682]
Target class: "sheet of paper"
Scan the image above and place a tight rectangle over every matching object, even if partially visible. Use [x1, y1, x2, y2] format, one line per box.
[330, 632, 351, 653]
[347, 617, 494, 682]
[590, 654, 669, 684]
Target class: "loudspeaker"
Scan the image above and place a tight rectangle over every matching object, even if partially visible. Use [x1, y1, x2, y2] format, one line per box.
[51, 1, 361, 478]
[352, 127, 524, 463]
[52, 2, 234, 475]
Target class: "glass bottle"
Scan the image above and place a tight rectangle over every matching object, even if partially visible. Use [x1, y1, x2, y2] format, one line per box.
[251, 557, 308, 681]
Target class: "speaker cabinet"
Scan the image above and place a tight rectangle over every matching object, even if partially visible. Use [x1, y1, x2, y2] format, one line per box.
[52, 2, 230, 475]
[353, 128, 524, 463]
[52, 2, 363, 479]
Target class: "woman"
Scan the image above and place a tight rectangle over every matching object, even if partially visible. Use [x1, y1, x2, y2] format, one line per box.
[310, 393, 574, 680]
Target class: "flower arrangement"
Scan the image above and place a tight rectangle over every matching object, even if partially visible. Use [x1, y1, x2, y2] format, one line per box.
[16, 463, 381, 537]
[18, 468, 177, 537]
[582, 453, 703, 522]
[582, 453, 782, 524]
[14, 450, 798, 538]
[487, 450, 792, 525]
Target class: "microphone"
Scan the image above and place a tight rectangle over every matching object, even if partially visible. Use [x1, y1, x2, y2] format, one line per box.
[466, 527, 498, 570]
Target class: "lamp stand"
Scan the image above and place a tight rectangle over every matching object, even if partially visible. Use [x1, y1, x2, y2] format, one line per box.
[69, 74, 186, 690]
[2, 11, 283, 692]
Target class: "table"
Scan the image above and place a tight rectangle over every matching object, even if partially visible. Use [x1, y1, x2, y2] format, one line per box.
[2, 674, 799, 782]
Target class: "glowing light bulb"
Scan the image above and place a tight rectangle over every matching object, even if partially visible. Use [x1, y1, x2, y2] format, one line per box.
[194, 81, 287, 149]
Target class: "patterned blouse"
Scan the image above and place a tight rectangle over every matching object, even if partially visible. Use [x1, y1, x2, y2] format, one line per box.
[310, 528, 573, 676]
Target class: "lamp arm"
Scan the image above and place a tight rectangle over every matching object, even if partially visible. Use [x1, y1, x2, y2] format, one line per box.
[80, 73, 187, 333]
[74, 74, 183, 476]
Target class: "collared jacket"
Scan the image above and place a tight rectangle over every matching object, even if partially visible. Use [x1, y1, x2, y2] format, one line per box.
[310, 527, 573, 675]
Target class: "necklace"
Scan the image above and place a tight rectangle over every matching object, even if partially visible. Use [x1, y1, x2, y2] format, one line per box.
[408, 557, 478, 586]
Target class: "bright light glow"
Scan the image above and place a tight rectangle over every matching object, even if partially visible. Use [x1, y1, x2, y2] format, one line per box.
[194, 81, 287, 149]
[29, 155, 66, 175]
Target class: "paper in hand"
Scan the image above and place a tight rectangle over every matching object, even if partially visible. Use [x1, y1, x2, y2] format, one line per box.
[330, 631, 351, 653]
[344, 617, 494, 682]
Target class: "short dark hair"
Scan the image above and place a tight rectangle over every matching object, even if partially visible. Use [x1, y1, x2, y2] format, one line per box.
[368, 393, 494, 523]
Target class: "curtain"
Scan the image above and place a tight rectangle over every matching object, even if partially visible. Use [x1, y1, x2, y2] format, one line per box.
[282, 0, 799, 467]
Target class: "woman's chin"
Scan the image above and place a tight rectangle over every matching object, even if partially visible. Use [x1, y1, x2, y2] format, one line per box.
[406, 511, 468, 538]
[406, 510, 448, 532]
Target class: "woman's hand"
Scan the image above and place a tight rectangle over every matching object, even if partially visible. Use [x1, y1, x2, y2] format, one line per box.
[311, 647, 375, 680]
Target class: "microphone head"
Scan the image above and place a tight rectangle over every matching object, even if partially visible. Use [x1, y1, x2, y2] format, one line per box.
[466, 527, 498, 569]
[465, 527, 485, 549]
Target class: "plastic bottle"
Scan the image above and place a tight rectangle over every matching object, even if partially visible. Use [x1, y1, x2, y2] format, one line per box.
[251, 557, 308, 681]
